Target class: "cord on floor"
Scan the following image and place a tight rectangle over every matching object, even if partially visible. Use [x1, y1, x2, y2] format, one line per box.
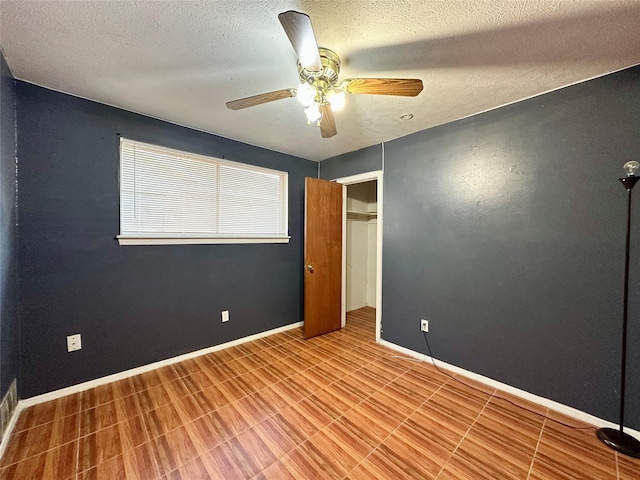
[422, 331, 594, 432]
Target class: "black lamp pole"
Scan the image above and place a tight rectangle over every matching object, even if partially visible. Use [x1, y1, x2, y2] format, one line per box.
[596, 160, 640, 458]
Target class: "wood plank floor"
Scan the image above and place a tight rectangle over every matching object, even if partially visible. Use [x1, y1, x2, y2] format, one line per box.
[1, 307, 638, 479]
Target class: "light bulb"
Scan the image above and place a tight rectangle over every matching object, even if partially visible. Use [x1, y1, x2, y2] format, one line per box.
[327, 90, 346, 111]
[304, 103, 321, 124]
[296, 83, 316, 107]
[623, 161, 639, 177]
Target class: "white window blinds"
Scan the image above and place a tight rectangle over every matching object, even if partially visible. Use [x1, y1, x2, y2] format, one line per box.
[119, 139, 289, 245]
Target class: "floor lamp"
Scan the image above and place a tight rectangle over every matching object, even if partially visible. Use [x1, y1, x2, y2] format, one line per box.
[596, 160, 640, 458]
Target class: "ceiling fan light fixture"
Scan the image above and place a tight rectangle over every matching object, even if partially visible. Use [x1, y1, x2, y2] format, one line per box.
[304, 102, 321, 124]
[296, 83, 316, 106]
[327, 89, 346, 111]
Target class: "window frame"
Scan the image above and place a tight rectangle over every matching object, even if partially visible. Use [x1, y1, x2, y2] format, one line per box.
[117, 138, 290, 246]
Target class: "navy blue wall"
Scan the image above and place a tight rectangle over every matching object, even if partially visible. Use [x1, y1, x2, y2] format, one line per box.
[0, 50, 19, 399]
[321, 66, 640, 429]
[320, 144, 382, 180]
[16, 82, 316, 398]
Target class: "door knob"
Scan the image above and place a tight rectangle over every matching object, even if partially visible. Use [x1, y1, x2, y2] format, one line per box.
[306, 264, 314, 272]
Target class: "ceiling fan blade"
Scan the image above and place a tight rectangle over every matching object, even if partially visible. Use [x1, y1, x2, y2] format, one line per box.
[319, 103, 337, 138]
[278, 11, 322, 72]
[343, 78, 423, 96]
[226, 88, 295, 110]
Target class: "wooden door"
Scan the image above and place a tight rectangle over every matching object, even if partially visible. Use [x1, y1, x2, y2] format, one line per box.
[304, 177, 343, 339]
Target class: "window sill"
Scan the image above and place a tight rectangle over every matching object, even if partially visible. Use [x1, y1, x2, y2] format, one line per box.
[116, 235, 291, 245]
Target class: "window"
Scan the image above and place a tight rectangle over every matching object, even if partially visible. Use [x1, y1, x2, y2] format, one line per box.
[118, 139, 289, 245]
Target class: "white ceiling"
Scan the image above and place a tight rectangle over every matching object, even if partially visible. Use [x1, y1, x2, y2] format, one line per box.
[1, 1, 639, 162]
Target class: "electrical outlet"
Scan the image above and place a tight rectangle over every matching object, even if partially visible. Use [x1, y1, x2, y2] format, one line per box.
[67, 334, 82, 352]
[221, 310, 229, 322]
[420, 319, 429, 332]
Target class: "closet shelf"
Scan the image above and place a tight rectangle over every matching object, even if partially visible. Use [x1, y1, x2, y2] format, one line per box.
[347, 210, 377, 217]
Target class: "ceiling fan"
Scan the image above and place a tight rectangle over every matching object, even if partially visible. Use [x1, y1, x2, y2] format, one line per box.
[226, 10, 424, 139]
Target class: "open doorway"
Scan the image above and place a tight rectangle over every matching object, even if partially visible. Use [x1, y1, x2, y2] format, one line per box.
[335, 171, 383, 343]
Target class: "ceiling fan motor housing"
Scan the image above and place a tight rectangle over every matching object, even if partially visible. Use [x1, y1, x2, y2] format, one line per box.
[298, 47, 341, 99]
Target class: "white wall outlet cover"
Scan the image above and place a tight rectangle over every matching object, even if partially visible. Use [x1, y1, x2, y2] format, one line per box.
[420, 319, 429, 332]
[222, 310, 229, 322]
[67, 334, 82, 352]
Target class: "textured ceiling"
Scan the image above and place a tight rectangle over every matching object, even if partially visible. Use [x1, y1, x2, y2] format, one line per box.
[1, 0, 639, 162]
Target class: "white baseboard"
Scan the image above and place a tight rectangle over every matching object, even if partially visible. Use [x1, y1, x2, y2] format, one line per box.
[21, 322, 303, 408]
[347, 303, 368, 312]
[380, 339, 640, 440]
